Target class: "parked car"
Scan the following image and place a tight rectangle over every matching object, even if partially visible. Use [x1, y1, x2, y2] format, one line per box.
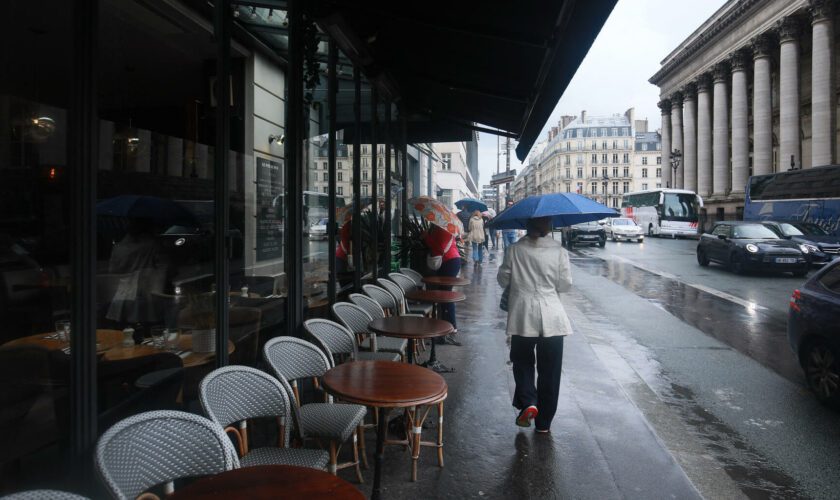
[562, 221, 606, 248]
[606, 217, 644, 242]
[696, 221, 809, 276]
[762, 221, 840, 267]
[309, 218, 328, 240]
[788, 259, 840, 408]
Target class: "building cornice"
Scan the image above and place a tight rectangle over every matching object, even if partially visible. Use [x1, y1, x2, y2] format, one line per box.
[649, 0, 769, 85]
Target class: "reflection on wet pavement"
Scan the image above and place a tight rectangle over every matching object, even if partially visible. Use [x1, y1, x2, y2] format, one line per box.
[569, 251, 804, 385]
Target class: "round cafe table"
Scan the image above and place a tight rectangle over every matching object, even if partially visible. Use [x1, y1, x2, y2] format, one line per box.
[102, 334, 235, 369]
[2, 329, 123, 353]
[322, 361, 447, 500]
[404, 289, 465, 373]
[167, 465, 363, 499]
[420, 276, 471, 288]
[368, 316, 453, 364]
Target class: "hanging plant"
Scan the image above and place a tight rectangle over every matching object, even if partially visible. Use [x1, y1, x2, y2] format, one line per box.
[302, 16, 321, 107]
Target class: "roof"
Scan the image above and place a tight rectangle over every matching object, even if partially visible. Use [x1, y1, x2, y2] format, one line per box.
[565, 113, 631, 129]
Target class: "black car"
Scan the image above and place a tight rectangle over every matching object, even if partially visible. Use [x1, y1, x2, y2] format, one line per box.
[788, 259, 840, 407]
[762, 221, 840, 266]
[697, 221, 809, 276]
[562, 221, 606, 248]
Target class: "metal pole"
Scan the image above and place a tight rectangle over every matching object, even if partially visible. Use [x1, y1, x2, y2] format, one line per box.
[370, 88, 379, 280]
[285, 0, 304, 335]
[352, 67, 362, 291]
[213, 0, 231, 366]
[400, 107, 409, 266]
[327, 40, 337, 305]
[384, 105, 392, 273]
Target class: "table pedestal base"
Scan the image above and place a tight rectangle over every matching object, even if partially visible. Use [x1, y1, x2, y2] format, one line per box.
[422, 340, 455, 373]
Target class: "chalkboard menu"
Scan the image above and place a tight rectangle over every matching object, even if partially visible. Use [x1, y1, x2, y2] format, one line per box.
[256, 157, 283, 261]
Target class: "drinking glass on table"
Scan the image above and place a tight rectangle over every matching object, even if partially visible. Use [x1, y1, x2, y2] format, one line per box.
[55, 320, 71, 342]
[163, 328, 181, 351]
[150, 326, 166, 349]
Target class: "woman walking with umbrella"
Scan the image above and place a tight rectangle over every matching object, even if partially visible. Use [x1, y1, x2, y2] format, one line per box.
[467, 210, 486, 264]
[494, 193, 616, 432]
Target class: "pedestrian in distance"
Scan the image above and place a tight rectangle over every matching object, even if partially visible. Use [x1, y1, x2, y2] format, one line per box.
[467, 210, 486, 264]
[497, 215, 572, 433]
[502, 200, 517, 252]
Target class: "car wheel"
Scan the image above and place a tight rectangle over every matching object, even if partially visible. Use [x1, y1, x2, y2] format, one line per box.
[802, 339, 840, 408]
[637, 238, 643, 243]
[598, 239, 606, 248]
[728, 253, 744, 274]
[697, 248, 710, 267]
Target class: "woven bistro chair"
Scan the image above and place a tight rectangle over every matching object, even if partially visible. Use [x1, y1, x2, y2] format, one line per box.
[332, 303, 407, 361]
[362, 284, 399, 317]
[349, 293, 412, 355]
[399, 268, 424, 287]
[262, 337, 368, 479]
[377, 278, 431, 317]
[198, 365, 330, 472]
[95, 410, 239, 500]
[0, 491, 89, 500]
[390, 273, 435, 316]
[307, 317, 400, 363]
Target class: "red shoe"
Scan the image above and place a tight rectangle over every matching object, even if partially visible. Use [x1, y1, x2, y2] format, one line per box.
[516, 406, 538, 427]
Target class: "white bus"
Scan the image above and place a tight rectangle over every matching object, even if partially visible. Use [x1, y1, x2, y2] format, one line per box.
[621, 188, 704, 238]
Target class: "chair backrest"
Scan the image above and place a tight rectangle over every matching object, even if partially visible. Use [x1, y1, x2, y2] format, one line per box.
[302, 318, 358, 362]
[389, 273, 417, 294]
[349, 293, 385, 320]
[377, 279, 406, 314]
[0, 490, 90, 500]
[95, 410, 239, 500]
[362, 284, 397, 315]
[399, 268, 424, 286]
[263, 336, 333, 382]
[332, 302, 373, 337]
[199, 365, 296, 447]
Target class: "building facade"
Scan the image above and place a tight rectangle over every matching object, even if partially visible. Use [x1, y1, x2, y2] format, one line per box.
[650, 0, 839, 222]
[432, 140, 480, 209]
[633, 131, 664, 192]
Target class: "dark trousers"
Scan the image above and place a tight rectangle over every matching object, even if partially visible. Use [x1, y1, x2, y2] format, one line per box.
[436, 257, 461, 329]
[510, 335, 564, 430]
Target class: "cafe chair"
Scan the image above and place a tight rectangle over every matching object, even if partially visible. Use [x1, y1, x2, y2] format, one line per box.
[377, 279, 430, 317]
[348, 294, 411, 357]
[95, 410, 240, 500]
[198, 366, 330, 471]
[0, 490, 89, 500]
[262, 337, 367, 480]
[362, 284, 400, 317]
[399, 268, 424, 288]
[306, 317, 399, 364]
[389, 274, 434, 315]
[331, 303, 406, 361]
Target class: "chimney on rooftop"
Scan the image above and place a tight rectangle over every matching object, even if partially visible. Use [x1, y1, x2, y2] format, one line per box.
[581, 110, 587, 123]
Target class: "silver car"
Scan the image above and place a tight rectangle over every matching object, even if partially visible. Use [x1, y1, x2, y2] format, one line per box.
[309, 217, 328, 240]
[607, 217, 644, 242]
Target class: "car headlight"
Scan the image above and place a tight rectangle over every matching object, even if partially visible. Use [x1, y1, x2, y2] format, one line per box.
[799, 244, 810, 254]
[804, 244, 819, 253]
[745, 243, 759, 253]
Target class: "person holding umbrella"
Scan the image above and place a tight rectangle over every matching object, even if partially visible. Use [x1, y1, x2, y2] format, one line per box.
[466, 210, 486, 265]
[494, 193, 616, 432]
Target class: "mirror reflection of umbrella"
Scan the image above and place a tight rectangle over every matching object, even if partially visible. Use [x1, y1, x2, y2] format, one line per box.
[96, 195, 197, 227]
[409, 196, 463, 235]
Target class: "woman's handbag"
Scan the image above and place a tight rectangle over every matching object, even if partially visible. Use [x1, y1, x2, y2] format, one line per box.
[427, 254, 443, 271]
[499, 286, 510, 312]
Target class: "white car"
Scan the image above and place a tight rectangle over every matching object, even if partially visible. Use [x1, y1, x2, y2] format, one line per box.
[309, 218, 328, 240]
[607, 217, 644, 242]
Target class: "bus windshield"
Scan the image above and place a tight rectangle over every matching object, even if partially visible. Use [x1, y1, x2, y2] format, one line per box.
[661, 193, 698, 220]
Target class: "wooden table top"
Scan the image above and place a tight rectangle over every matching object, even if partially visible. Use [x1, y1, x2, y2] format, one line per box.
[168, 465, 363, 499]
[322, 361, 447, 408]
[368, 317, 453, 340]
[102, 334, 234, 369]
[405, 289, 466, 304]
[421, 276, 471, 287]
[3, 329, 123, 353]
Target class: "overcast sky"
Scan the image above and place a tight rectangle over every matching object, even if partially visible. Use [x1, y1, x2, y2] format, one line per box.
[475, 0, 727, 186]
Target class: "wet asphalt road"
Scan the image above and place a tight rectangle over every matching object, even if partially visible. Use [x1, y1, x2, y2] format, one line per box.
[567, 235, 840, 499]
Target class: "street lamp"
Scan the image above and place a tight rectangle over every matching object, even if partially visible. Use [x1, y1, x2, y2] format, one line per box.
[669, 149, 682, 188]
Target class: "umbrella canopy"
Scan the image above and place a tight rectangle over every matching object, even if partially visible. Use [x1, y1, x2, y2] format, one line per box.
[489, 193, 618, 230]
[96, 195, 197, 226]
[336, 202, 372, 225]
[409, 196, 463, 235]
[482, 208, 497, 218]
[454, 197, 488, 213]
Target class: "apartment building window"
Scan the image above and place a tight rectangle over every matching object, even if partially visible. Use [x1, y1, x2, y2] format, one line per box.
[362, 145, 368, 154]
[612, 197, 619, 208]
[602, 182, 607, 195]
[612, 166, 618, 177]
[601, 153, 608, 163]
[656, 168, 662, 177]
[624, 139, 629, 149]
[601, 128, 607, 136]
[642, 183, 648, 190]
[623, 181, 629, 193]
[322, 172, 328, 181]
[591, 183, 597, 194]
[642, 157, 648, 165]
[656, 183, 662, 189]
[442, 153, 452, 170]
[656, 143, 661, 150]
[338, 172, 343, 181]
[656, 156, 662, 165]
[565, 155, 571, 166]
[577, 141, 583, 150]
[602, 141, 607, 149]
[612, 140, 618, 149]
[642, 143, 648, 151]
[642, 168, 648, 178]
[322, 186, 328, 194]
[565, 167, 571, 179]
[592, 141, 597, 150]
[378, 183, 384, 195]
[378, 169, 383, 178]
[378, 145, 384, 154]
[591, 167, 597, 178]
[577, 182, 583, 193]
[602, 167, 608, 178]
[612, 182, 618, 195]
[566, 141, 571, 151]
[623, 166, 629, 177]
[362, 169, 369, 180]
[338, 161, 343, 169]
[566, 183, 571, 192]
[378, 157, 383, 167]
[362, 184, 369, 196]
[337, 186, 344, 195]
[577, 167, 583, 178]
[612, 127, 618, 136]
[612, 153, 619, 163]
[623, 153, 630, 163]
[592, 153, 598, 164]
[577, 154, 583, 165]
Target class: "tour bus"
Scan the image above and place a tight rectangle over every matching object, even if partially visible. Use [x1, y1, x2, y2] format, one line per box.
[621, 188, 703, 238]
[744, 164, 840, 236]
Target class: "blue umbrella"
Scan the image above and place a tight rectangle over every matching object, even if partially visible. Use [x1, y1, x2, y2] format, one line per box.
[97, 195, 197, 226]
[454, 197, 488, 213]
[489, 193, 618, 230]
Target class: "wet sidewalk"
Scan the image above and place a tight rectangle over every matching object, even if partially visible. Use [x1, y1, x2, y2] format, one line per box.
[352, 248, 701, 499]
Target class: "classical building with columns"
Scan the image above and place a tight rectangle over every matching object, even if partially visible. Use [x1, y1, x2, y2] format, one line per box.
[650, 0, 838, 223]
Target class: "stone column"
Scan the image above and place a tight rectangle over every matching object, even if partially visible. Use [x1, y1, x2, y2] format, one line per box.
[682, 83, 698, 192]
[752, 33, 774, 176]
[696, 74, 713, 198]
[659, 99, 672, 188]
[713, 62, 730, 196]
[811, 1, 835, 166]
[779, 17, 801, 170]
[731, 50, 750, 194]
[671, 91, 684, 188]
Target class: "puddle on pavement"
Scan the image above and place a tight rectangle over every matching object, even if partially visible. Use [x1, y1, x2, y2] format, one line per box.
[570, 252, 804, 385]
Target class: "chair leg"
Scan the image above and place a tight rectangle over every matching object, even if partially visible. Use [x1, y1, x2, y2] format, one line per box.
[329, 441, 338, 475]
[352, 431, 364, 483]
[358, 424, 369, 469]
[437, 401, 444, 468]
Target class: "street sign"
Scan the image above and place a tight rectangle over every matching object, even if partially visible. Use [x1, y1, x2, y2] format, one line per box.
[490, 169, 516, 186]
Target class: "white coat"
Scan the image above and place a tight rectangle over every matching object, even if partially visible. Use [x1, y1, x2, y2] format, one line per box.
[497, 235, 573, 337]
[467, 216, 485, 244]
